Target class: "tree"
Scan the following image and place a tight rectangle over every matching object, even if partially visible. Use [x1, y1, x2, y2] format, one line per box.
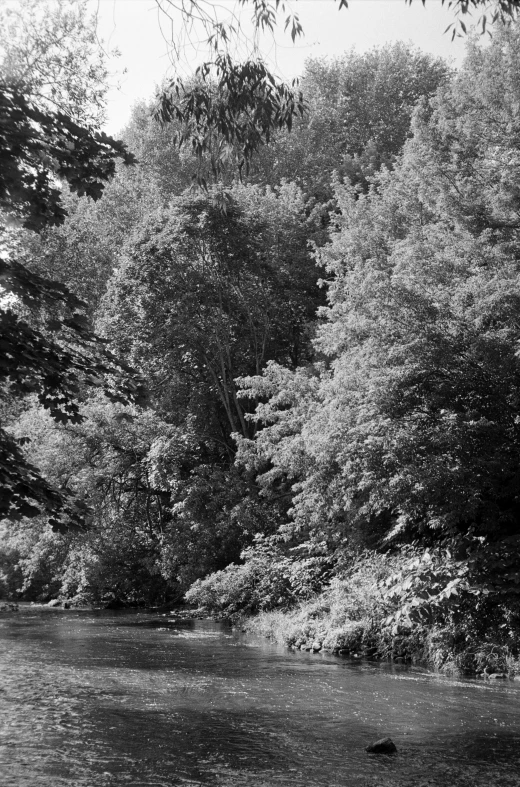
[250, 44, 448, 195]
[99, 184, 322, 445]
[0, 6, 139, 527]
[19, 166, 163, 314]
[154, 56, 305, 185]
[235, 22, 520, 618]
[151, 0, 520, 181]
[0, 0, 115, 126]
[7, 399, 181, 603]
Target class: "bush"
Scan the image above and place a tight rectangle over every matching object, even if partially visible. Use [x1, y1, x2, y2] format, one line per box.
[244, 549, 520, 674]
[243, 552, 402, 654]
[185, 536, 334, 619]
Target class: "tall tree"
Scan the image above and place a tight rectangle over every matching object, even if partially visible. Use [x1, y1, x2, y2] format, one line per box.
[0, 3, 139, 526]
[251, 44, 449, 195]
[0, 0, 115, 126]
[98, 183, 321, 446]
[237, 22, 520, 596]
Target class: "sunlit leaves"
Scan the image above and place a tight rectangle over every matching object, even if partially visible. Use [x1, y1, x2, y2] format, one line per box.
[0, 0, 113, 127]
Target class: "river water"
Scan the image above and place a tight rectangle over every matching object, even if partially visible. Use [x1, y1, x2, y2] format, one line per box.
[1, 609, 520, 787]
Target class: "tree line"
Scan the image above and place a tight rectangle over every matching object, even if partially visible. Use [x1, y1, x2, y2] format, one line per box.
[2, 2, 520, 659]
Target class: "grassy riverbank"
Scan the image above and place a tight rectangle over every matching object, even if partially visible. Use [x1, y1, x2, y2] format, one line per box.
[235, 556, 520, 680]
[187, 550, 520, 678]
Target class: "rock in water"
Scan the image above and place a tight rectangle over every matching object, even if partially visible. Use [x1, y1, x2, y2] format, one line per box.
[366, 737, 397, 754]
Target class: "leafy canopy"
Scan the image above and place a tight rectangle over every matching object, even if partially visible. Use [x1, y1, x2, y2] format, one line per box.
[152, 0, 520, 182]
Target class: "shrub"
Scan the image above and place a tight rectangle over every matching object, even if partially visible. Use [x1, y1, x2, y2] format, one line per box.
[185, 536, 334, 619]
[243, 552, 402, 653]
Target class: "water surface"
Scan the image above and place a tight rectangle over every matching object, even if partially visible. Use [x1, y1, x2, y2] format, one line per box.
[1, 607, 520, 787]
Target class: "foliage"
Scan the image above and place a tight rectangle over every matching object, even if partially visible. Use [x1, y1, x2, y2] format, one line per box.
[159, 465, 280, 589]
[381, 536, 520, 639]
[151, 0, 514, 183]
[185, 535, 334, 619]
[0, 517, 72, 601]
[0, 254, 144, 526]
[252, 45, 449, 195]
[99, 184, 321, 443]
[244, 549, 520, 673]
[0, 3, 139, 529]
[20, 168, 163, 312]
[3, 397, 275, 601]
[7, 3, 520, 659]
[439, 0, 520, 38]
[0, 82, 135, 232]
[0, 0, 114, 126]
[156, 57, 305, 184]
[120, 100, 199, 197]
[3, 399, 183, 601]
[119, 46, 447, 204]
[241, 552, 399, 651]
[240, 25, 520, 559]
[218, 23, 520, 648]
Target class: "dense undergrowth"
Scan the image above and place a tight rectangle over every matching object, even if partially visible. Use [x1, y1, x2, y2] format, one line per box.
[187, 550, 520, 678]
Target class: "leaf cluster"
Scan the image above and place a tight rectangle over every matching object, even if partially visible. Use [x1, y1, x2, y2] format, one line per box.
[155, 56, 304, 183]
[0, 82, 135, 232]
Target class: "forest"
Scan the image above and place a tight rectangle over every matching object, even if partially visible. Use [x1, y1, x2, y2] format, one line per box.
[3, 0, 520, 677]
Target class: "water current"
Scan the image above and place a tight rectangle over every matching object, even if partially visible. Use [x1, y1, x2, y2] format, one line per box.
[1, 607, 520, 787]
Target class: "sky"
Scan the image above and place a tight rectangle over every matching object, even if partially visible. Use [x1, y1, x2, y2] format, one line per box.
[89, 0, 471, 135]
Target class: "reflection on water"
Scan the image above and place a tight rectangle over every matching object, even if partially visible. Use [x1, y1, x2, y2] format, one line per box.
[1, 609, 520, 786]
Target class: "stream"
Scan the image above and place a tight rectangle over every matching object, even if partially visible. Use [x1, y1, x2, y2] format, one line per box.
[1, 607, 520, 786]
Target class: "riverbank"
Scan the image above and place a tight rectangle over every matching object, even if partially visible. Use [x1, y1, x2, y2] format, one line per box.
[227, 555, 520, 681]
[186, 548, 520, 679]
[241, 595, 520, 680]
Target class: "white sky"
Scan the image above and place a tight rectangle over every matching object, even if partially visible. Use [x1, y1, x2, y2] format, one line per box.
[89, 0, 471, 135]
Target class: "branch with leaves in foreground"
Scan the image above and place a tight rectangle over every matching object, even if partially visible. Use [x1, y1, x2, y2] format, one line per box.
[0, 258, 146, 530]
[0, 81, 141, 530]
[154, 56, 305, 185]
[0, 82, 135, 231]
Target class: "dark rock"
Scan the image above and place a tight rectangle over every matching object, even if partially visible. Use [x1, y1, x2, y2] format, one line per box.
[366, 737, 397, 754]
